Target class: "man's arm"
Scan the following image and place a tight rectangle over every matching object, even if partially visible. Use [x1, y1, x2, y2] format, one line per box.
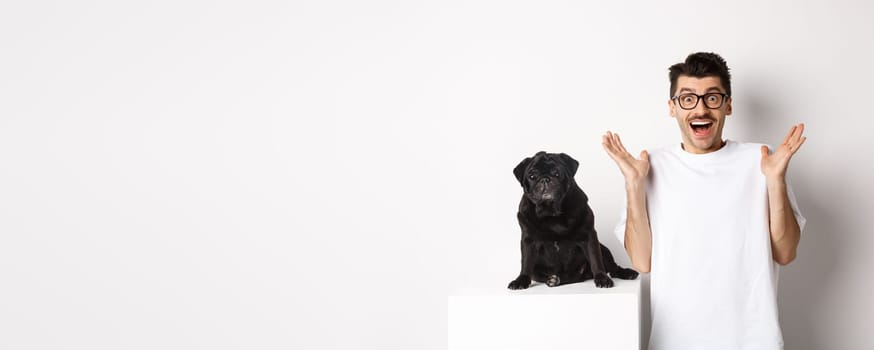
[603, 132, 653, 273]
[761, 123, 807, 265]
[766, 178, 801, 265]
[623, 181, 653, 273]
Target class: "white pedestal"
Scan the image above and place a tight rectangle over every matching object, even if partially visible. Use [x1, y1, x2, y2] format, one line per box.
[449, 278, 641, 350]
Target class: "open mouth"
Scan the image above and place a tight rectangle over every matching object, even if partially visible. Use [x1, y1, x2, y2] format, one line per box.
[690, 120, 714, 137]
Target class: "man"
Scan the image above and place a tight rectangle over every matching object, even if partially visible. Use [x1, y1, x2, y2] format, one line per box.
[601, 52, 806, 349]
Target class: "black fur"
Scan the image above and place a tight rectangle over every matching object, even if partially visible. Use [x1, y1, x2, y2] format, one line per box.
[508, 152, 639, 289]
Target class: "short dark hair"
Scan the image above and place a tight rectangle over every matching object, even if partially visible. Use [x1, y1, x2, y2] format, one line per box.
[669, 52, 731, 98]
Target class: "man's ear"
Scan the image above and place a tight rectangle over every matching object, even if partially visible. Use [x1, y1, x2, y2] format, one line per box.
[558, 153, 579, 177]
[513, 157, 533, 184]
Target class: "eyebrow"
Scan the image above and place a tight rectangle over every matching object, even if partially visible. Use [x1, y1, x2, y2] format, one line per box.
[678, 87, 725, 94]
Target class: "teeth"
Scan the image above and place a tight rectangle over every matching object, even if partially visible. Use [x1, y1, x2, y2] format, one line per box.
[690, 121, 712, 126]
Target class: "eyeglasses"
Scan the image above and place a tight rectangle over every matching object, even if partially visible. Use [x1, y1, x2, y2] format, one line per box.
[671, 93, 730, 110]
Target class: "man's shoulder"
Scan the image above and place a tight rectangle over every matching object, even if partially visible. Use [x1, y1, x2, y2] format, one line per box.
[727, 140, 772, 159]
[729, 140, 769, 151]
[645, 144, 678, 157]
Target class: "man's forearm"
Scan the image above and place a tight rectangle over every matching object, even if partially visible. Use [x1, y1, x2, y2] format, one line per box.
[625, 182, 653, 273]
[767, 177, 801, 265]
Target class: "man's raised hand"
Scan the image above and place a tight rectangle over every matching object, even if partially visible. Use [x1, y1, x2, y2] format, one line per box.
[761, 123, 806, 181]
[602, 131, 650, 185]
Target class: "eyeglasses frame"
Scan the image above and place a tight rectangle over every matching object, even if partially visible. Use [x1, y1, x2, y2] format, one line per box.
[671, 92, 731, 110]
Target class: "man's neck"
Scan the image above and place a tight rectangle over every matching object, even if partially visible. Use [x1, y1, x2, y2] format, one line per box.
[681, 139, 727, 154]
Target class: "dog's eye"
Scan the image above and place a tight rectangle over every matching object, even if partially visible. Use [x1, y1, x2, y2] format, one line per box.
[552, 172, 560, 177]
[528, 174, 536, 180]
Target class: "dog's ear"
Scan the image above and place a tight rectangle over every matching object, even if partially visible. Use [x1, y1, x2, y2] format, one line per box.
[558, 153, 579, 176]
[513, 156, 534, 184]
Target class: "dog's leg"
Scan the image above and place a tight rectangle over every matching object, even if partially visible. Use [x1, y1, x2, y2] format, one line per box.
[585, 236, 614, 288]
[508, 238, 536, 290]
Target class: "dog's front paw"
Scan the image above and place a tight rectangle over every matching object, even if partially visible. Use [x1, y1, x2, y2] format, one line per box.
[594, 273, 614, 288]
[508, 275, 532, 290]
[546, 275, 561, 287]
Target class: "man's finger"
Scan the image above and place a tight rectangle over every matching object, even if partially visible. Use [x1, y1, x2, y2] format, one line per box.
[602, 135, 615, 155]
[603, 134, 622, 160]
[781, 125, 797, 145]
[792, 136, 807, 153]
[613, 133, 629, 154]
[603, 133, 617, 153]
[792, 123, 805, 142]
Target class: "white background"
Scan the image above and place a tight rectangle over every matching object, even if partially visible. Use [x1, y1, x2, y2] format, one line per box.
[1, 0, 872, 349]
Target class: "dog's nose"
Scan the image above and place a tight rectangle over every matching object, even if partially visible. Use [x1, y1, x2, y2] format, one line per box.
[541, 177, 550, 183]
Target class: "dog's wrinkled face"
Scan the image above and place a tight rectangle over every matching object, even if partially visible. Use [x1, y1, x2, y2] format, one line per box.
[514, 152, 579, 216]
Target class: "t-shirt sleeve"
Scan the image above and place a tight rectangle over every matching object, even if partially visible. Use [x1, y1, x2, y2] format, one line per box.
[614, 203, 627, 247]
[787, 179, 807, 234]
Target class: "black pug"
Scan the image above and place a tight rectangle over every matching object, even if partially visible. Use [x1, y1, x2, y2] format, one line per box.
[508, 152, 638, 289]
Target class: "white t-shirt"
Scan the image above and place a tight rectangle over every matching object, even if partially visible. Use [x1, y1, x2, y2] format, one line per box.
[614, 140, 806, 350]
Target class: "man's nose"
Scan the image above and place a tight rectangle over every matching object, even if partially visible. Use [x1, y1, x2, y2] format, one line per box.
[692, 98, 709, 114]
